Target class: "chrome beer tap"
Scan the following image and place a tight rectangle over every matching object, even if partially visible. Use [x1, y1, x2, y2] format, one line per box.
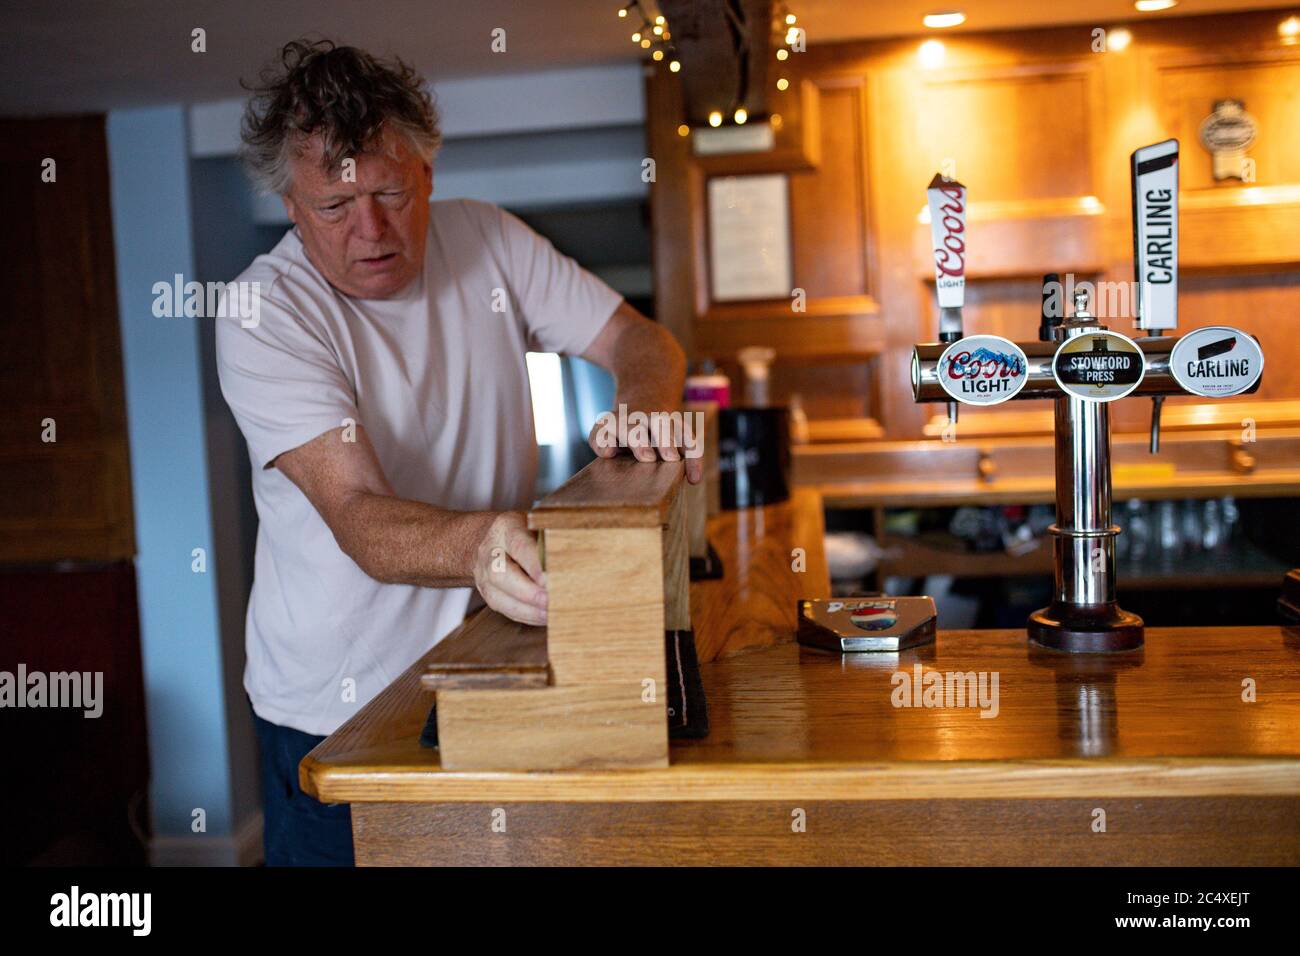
[910, 142, 1265, 652]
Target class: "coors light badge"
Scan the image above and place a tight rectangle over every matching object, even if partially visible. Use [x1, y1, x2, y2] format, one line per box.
[1131, 139, 1179, 331]
[936, 334, 1029, 405]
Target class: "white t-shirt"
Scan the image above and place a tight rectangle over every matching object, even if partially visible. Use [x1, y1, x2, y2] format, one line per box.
[216, 198, 621, 736]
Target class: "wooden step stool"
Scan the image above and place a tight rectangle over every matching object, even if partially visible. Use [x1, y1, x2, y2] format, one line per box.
[422, 455, 697, 771]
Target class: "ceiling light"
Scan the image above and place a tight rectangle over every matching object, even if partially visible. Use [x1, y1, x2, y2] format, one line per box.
[1134, 0, 1177, 11]
[786, 14, 797, 25]
[1281, 16, 1300, 44]
[918, 39, 946, 69]
[708, 111, 723, 127]
[669, 59, 681, 72]
[677, 124, 689, 137]
[923, 12, 966, 29]
[776, 77, 789, 91]
[776, 48, 789, 60]
[1107, 27, 1132, 51]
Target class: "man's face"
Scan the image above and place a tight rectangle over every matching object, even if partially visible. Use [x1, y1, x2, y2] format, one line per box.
[282, 127, 432, 299]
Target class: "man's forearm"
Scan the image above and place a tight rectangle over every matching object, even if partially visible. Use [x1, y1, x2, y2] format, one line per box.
[609, 316, 686, 412]
[329, 492, 498, 587]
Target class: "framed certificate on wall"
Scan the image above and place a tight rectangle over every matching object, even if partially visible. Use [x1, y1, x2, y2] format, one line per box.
[707, 173, 792, 302]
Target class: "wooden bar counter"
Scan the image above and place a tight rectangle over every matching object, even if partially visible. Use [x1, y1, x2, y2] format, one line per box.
[302, 485, 1300, 865]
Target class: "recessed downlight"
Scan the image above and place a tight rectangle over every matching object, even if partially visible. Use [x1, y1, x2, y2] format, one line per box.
[923, 11, 966, 29]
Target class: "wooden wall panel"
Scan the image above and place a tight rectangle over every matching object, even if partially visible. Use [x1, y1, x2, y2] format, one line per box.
[962, 278, 1063, 344]
[770, 359, 873, 422]
[1112, 271, 1300, 432]
[916, 67, 1096, 202]
[0, 116, 133, 561]
[788, 81, 870, 299]
[909, 61, 1105, 434]
[1158, 57, 1300, 191]
[650, 66, 886, 432]
[648, 9, 1300, 444]
[1179, 188, 1300, 268]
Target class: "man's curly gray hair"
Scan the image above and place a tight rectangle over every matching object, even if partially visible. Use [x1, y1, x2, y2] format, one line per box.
[240, 38, 441, 195]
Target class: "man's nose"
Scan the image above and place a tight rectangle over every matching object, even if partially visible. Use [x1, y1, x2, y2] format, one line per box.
[354, 196, 387, 242]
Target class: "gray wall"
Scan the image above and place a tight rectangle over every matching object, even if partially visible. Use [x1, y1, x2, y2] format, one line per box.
[189, 155, 283, 837]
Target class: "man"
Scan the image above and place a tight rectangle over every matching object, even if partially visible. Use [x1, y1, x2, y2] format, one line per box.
[218, 39, 697, 866]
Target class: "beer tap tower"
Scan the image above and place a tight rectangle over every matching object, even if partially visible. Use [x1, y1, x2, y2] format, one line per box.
[912, 141, 1265, 653]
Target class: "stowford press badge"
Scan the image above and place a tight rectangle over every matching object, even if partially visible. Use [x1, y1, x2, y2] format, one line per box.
[1052, 330, 1147, 402]
[1170, 326, 1264, 397]
[936, 335, 1029, 405]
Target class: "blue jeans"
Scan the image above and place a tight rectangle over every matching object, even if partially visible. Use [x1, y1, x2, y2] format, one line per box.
[251, 707, 355, 867]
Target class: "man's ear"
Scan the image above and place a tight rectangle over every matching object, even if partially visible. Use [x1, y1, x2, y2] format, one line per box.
[281, 192, 299, 224]
[422, 163, 433, 198]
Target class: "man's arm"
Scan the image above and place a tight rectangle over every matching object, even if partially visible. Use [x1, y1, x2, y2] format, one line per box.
[581, 301, 702, 483]
[273, 426, 549, 625]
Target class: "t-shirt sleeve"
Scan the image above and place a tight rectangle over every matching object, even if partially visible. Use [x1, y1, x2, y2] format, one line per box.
[215, 289, 359, 470]
[491, 204, 624, 356]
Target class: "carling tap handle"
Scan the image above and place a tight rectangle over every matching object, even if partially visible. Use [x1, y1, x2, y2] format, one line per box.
[1132, 139, 1179, 456]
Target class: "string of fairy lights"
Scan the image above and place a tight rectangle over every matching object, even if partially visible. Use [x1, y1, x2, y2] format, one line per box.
[773, 2, 801, 97]
[615, 1, 803, 129]
[616, 2, 681, 73]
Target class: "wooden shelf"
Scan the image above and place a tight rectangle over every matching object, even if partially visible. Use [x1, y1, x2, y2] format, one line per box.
[872, 531, 1287, 589]
[797, 429, 1300, 508]
[814, 470, 1300, 509]
[1119, 541, 1289, 591]
[878, 532, 1053, 580]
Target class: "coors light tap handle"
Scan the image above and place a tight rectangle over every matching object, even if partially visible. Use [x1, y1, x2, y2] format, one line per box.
[927, 173, 968, 425]
[1130, 139, 1179, 453]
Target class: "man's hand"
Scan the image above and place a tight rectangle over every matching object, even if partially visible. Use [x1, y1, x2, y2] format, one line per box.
[588, 413, 704, 483]
[581, 301, 702, 484]
[473, 511, 548, 626]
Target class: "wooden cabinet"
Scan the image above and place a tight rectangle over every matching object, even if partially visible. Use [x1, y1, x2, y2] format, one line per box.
[0, 118, 147, 864]
[0, 562, 149, 865]
[0, 117, 133, 562]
